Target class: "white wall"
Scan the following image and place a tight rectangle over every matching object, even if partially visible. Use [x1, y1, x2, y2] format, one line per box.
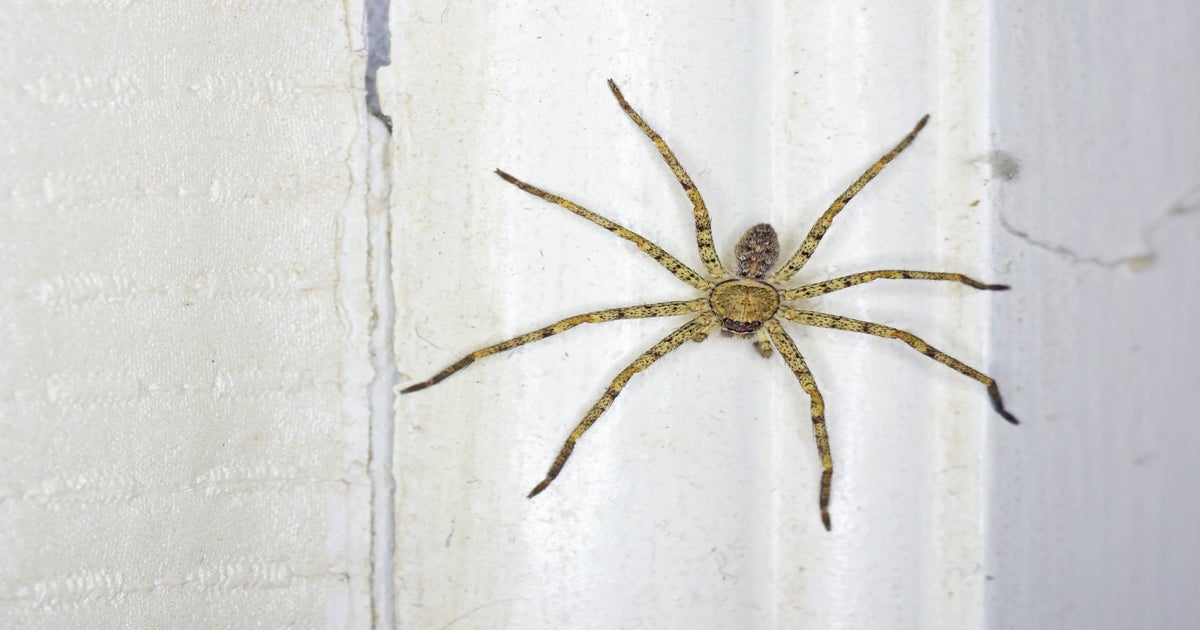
[0, 4, 372, 628]
[988, 2, 1200, 628]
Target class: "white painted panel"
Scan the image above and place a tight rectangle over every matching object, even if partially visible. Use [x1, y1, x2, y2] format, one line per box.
[390, 2, 1010, 627]
[0, 3, 372, 627]
[988, 1, 1200, 628]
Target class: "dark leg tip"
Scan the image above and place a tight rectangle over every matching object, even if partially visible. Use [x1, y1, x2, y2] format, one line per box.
[527, 479, 550, 499]
[822, 512, 832, 531]
[987, 385, 1019, 425]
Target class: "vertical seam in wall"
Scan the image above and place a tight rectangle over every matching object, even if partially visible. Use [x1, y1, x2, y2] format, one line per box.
[365, 0, 395, 625]
[926, 0, 992, 627]
[977, 2, 996, 622]
[366, 114, 396, 629]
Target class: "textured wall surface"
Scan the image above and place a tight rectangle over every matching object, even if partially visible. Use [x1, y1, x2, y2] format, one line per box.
[0, 3, 372, 627]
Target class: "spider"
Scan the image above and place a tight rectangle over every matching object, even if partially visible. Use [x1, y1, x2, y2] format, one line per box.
[402, 79, 1019, 531]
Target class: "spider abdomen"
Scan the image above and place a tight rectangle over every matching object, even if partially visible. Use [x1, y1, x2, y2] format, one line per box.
[709, 279, 780, 333]
[734, 223, 780, 279]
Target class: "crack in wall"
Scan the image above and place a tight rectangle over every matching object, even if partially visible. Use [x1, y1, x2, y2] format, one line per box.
[999, 183, 1200, 271]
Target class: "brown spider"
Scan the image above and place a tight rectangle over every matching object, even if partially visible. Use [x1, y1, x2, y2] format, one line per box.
[402, 79, 1018, 531]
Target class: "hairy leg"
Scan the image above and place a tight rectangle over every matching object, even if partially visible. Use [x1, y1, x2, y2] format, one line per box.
[778, 306, 1018, 424]
[783, 269, 1007, 300]
[401, 299, 708, 393]
[528, 314, 715, 497]
[771, 116, 929, 282]
[764, 320, 833, 530]
[495, 169, 711, 290]
[607, 79, 726, 279]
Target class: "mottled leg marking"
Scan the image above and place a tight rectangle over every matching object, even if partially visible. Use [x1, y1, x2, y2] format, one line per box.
[779, 306, 1019, 425]
[771, 116, 930, 283]
[401, 299, 708, 394]
[528, 315, 715, 498]
[765, 320, 833, 531]
[606, 80, 726, 279]
[784, 269, 1008, 300]
[495, 169, 711, 291]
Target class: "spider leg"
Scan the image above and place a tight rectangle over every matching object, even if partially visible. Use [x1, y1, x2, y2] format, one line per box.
[401, 299, 709, 394]
[606, 80, 726, 279]
[777, 306, 1019, 425]
[495, 169, 712, 291]
[782, 269, 1008, 301]
[528, 314, 715, 498]
[691, 320, 716, 343]
[754, 328, 773, 357]
[764, 320, 833, 530]
[770, 116, 930, 283]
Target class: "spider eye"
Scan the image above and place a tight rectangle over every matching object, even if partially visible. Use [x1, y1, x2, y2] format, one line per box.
[734, 223, 780, 278]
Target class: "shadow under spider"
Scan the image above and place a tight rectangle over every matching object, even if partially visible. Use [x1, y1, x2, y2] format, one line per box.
[402, 79, 1019, 531]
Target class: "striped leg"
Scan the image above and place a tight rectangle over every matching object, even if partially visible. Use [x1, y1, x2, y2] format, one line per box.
[765, 320, 833, 531]
[778, 306, 1019, 425]
[401, 299, 708, 393]
[783, 269, 1008, 300]
[771, 116, 930, 283]
[495, 169, 711, 290]
[607, 80, 726, 279]
[528, 314, 715, 498]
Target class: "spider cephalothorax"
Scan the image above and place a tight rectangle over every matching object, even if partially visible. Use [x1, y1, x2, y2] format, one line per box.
[709, 277, 780, 334]
[403, 80, 1019, 531]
